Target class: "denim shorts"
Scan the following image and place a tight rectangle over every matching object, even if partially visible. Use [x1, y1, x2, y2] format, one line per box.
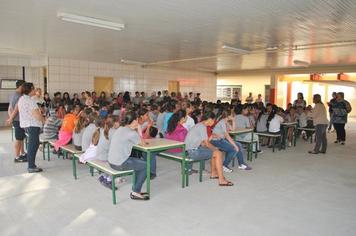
[187, 146, 212, 161]
[13, 121, 26, 141]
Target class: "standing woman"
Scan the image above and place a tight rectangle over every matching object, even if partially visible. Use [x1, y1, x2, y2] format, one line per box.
[18, 83, 45, 172]
[293, 92, 307, 108]
[308, 94, 328, 154]
[332, 92, 352, 145]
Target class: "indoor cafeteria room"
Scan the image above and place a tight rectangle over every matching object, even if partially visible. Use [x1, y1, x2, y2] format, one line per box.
[0, 0, 356, 236]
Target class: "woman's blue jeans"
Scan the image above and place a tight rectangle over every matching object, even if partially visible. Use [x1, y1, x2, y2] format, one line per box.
[211, 139, 245, 167]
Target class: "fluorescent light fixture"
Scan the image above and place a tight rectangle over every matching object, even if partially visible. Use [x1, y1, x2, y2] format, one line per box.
[293, 60, 310, 67]
[222, 44, 251, 55]
[57, 12, 125, 31]
[120, 59, 147, 65]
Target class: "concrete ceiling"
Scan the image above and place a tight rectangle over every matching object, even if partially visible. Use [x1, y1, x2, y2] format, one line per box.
[1, 0, 356, 72]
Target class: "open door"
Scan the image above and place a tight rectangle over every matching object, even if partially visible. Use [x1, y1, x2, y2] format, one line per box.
[94, 77, 113, 95]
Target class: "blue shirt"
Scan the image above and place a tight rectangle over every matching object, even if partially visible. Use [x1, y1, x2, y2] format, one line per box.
[162, 112, 173, 133]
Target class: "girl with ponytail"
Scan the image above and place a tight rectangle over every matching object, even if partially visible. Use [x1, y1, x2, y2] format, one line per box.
[108, 112, 149, 200]
[211, 109, 251, 172]
[165, 109, 188, 153]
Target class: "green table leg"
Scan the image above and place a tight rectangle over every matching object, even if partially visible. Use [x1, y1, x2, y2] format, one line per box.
[146, 151, 151, 196]
[199, 161, 203, 182]
[112, 176, 117, 205]
[182, 145, 188, 187]
[72, 155, 77, 179]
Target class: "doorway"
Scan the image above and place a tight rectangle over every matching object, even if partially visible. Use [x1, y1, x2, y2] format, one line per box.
[94, 77, 113, 95]
[168, 81, 180, 94]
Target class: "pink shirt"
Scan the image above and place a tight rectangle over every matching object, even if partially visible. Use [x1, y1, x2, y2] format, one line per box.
[165, 124, 188, 153]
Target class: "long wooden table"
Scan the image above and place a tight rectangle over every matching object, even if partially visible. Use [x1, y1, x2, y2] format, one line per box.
[133, 138, 186, 197]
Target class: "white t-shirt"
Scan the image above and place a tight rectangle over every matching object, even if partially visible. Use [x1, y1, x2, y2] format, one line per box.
[269, 114, 284, 133]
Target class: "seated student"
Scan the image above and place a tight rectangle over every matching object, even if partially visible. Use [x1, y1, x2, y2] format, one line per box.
[72, 115, 87, 151]
[183, 102, 195, 131]
[148, 103, 159, 124]
[40, 109, 62, 141]
[210, 109, 251, 172]
[285, 106, 297, 147]
[108, 112, 149, 200]
[233, 104, 262, 153]
[165, 109, 188, 154]
[137, 108, 158, 179]
[81, 112, 98, 151]
[99, 105, 109, 118]
[96, 115, 117, 188]
[156, 103, 166, 135]
[267, 105, 284, 134]
[255, 107, 269, 146]
[56, 104, 66, 120]
[185, 111, 233, 186]
[54, 105, 81, 151]
[162, 101, 175, 134]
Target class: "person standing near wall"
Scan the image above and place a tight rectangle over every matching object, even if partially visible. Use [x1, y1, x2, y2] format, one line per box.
[14, 83, 45, 172]
[245, 92, 253, 104]
[293, 92, 307, 108]
[7, 80, 27, 162]
[327, 92, 337, 132]
[332, 92, 352, 145]
[308, 94, 328, 154]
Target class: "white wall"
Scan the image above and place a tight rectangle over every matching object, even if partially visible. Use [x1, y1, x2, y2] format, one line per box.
[48, 58, 217, 101]
[217, 74, 270, 102]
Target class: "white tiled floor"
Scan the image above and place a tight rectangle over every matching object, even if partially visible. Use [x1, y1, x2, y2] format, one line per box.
[0, 122, 356, 236]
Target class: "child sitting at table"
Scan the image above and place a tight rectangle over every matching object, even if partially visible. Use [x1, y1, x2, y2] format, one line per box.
[267, 105, 284, 147]
[108, 112, 149, 200]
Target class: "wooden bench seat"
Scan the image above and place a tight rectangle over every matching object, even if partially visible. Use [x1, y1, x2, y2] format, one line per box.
[158, 151, 207, 185]
[86, 159, 134, 205]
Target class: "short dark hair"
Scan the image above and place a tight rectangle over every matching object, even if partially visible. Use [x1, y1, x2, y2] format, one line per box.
[15, 80, 25, 89]
[22, 82, 34, 95]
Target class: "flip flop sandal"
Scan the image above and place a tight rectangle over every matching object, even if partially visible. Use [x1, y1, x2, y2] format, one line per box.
[209, 176, 219, 179]
[219, 181, 234, 187]
[130, 193, 149, 200]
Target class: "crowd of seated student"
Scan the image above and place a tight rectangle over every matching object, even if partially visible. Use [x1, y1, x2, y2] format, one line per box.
[8, 85, 353, 200]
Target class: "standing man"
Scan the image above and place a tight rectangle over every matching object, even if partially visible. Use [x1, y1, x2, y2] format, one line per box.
[332, 92, 352, 145]
[245, 92, 254, 104]
[327, 92, 337, 132]
[7, 80, 27, 162]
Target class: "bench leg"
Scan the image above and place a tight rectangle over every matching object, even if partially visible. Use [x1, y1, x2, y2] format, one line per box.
[89, 166, 94, 176]
[232, 158, 235, 167]
[47, 143, 50, 161]
[112, 176, 117, 205]
[272, 138, 276, 152]
[199, 161, 203, 182]
[72, 156, 77, 180]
